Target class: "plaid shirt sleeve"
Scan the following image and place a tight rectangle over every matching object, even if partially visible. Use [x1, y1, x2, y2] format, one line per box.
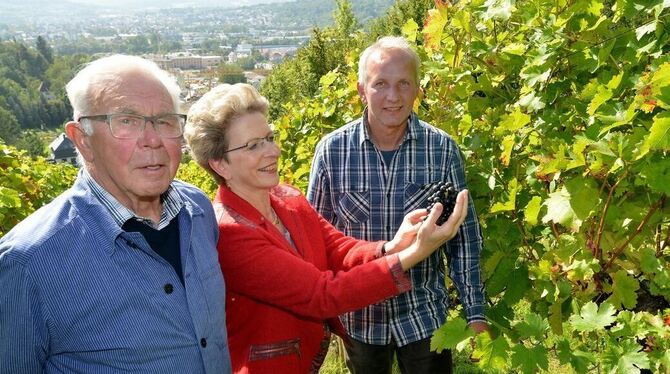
[307, 140, 335, 223]
[445, 141, 487, 323]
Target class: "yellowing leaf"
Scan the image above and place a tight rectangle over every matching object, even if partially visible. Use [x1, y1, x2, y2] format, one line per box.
[588, 85, 613, 115]
[524, 196, 543, 226]
[422, 4, 449, 53]
[401, 19, 419, 43]
[491, 178, 518, 213]
[499, 134, 515, 166]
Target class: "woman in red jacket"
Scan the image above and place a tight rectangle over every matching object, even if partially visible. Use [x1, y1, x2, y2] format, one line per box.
[184, 83, 468, 374]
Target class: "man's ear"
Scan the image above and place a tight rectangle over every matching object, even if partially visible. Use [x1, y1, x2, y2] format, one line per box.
[208, 158, 231, 181]
[357, 82, 367, 105]
[65, 121, 94, 162]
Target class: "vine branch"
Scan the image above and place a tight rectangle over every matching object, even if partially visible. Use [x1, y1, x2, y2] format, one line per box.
[604, 195, 666, 270]
[595, 178, 622, 262]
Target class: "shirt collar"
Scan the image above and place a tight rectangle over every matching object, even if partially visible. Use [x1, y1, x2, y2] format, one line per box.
[82, 169, 184, 230]
[357, 108, 418, 147]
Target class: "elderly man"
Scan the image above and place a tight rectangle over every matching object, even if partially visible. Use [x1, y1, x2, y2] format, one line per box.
[307, 37, 489, 373]
[0, 55, 231, 373]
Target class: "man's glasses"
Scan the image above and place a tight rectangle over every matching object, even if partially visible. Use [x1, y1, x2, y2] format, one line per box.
[223, 132, 277, 154]
[78, 113, 186, 139]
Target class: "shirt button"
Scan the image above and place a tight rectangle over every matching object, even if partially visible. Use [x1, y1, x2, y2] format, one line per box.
[200, 338, 207, 348]
[164, 283, 174, 294]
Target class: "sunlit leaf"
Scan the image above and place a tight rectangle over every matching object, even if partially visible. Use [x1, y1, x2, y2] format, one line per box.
[569, 302, 617, 332]
[430, 317, 473, 353]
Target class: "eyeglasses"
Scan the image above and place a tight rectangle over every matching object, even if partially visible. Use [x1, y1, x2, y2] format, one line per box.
[223, 132, 277, 154]
[78, 113, 186, 139]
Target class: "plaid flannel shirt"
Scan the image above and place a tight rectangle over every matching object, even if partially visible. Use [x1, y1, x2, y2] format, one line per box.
[307, 111, 486, 346]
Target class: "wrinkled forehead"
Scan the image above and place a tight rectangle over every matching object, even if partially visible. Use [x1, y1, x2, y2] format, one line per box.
[88, 71, 176, 114]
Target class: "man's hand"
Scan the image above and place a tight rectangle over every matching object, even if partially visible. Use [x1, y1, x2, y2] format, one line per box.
[396, 190, 469, 270]
[468, 321, 491, 362]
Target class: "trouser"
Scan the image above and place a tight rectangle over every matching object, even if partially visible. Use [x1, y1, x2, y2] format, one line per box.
[344, 336, 453, 374]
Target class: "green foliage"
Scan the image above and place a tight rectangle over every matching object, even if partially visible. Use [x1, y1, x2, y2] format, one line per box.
[0, 143, 77, 238]
[176, 159, 218, 199]
[0, 40, 74, 134]
[270, 0, 670, 372]
[218, 64, 246, 84]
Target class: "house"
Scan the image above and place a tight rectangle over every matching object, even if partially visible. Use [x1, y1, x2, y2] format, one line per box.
[48, 133, 77, 165]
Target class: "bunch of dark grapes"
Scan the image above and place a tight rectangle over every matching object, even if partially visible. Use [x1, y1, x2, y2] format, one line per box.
[426, 181, 457, 225]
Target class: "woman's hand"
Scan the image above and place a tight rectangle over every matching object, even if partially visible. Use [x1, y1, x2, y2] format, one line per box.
[395, 190, 469, 271]
[383, 209, 428, 255]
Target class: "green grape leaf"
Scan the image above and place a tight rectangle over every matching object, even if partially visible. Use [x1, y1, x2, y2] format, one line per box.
[517, 91, 546, 111]
[0, 187, 22, 208]
[501, 42, 526, 55]
[635, 21, 657, 41]
[486, 256, 515, 295]
[607, 270, 640, 309]
[483, 0, 515, 21]
[503, 266, 530, 306]
[515, 312, 549, 339]
[565, 177, 599, 221]
[569, 301, 616, 332]
[542, 187, 581, 230]
[523, 196, 542, 226]
[472, 334, 509, 371]
[491, 178, 518, 213]
[430, 317, 473, 353]
[603, 338, 650, 373]
[556, 338, 593, 373]
[495, 106, 531, 135]
[640, 112, 670, 155]
[637, 155, 670, 195]
[511, 344, 549, 374]
[588, 85, 613, 115]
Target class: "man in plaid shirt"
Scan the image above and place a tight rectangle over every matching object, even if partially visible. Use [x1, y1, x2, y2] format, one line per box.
[307, 36, 489, 373]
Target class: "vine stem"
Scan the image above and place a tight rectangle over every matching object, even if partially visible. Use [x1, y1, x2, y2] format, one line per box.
[595, 178, 622, 262]
[604, 195, 666, 271]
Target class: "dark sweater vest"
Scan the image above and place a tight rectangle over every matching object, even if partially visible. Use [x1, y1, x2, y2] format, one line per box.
[122, 217, 183, 284]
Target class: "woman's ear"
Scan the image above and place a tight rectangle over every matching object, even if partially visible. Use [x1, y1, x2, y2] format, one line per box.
[209, 158, 231, 181]
[65, 121, 94, 162]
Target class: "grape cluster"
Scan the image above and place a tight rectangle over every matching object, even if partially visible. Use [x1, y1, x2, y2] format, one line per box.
[426, 181, 457, 225]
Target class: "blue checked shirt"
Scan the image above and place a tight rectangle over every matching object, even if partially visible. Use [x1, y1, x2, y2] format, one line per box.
[307, 111, 486, 346]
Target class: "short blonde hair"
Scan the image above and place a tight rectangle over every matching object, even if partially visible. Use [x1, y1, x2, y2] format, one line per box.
[185, 83, 269, 184]
[358, 36, 420, 85]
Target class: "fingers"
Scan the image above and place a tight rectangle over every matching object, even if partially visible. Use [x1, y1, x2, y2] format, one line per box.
[405, 208, 429, 224]
[422, 201, 443, 227]
[443, 190, 468, 228]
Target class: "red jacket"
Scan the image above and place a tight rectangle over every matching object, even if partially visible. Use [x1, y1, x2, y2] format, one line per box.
[215, 184, 411, 374]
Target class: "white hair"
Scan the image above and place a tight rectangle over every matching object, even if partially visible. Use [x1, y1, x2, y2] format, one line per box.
[357, 36, 421, 85]
[66, 54, 181, 135]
